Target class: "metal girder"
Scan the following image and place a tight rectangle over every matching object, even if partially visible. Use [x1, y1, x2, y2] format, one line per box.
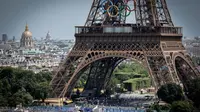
[85, 0, 173, 26]
[50, 56, 79, 97]
[135, 0, 173, 26]
[174, 56, 198, 90]
[82, 57, 122, 97]
[147, 56, 173, 87]
[85, 0, 127, 26]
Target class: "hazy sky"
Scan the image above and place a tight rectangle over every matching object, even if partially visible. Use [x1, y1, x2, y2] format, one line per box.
[0, 0, 200, 40]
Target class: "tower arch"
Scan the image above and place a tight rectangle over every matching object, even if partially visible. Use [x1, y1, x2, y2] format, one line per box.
[59, 51, 153, 97]
[172, 52, 199, 90]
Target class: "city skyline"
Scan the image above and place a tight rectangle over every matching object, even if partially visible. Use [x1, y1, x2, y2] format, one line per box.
[0, 0, 200, 39]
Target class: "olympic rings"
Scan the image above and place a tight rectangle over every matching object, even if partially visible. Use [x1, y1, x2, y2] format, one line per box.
[100, 0, 113, 12]
[107, 5, 119, 17]
[99, 0, 137, 17]
[125, 0, 137, 11]
[119, 5, 131, 17]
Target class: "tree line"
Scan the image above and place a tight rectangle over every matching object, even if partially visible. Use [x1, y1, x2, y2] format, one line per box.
[0, 67, 52, 107]
[149, 78, 200, 112]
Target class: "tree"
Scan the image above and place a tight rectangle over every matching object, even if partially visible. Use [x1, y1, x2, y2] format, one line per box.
[0, 94, 7, 106]
[34, 82, 51, 102]
[157, 83, 184, 104]
[0, 67, 52, 106]
[170, 101, 194, 112]
[186, 78, 200, 108]
[105, 77, 120, 95]
[115, 73, 130, 82]
[11, 90, 33, 106]
[149, 103, 171, 112]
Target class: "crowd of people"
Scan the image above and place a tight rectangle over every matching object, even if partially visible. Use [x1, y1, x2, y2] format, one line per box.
[0, 93, 156, 112]
[83, 94, 156, 107]
[13, 106, 147, 112]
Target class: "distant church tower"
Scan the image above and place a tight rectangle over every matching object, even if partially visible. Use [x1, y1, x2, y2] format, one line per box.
[20, 24, 34, 48]
[45, 31, 51, 41]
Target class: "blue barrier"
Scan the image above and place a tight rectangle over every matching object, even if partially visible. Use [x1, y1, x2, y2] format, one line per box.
[26, 106, 147, 112]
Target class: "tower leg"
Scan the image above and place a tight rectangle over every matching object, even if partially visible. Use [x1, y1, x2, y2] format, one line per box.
[172, 52, 200, 90]
[82, 57, 122, 97]
[146, 55, 174, 88]
[50, 56, 80, 97]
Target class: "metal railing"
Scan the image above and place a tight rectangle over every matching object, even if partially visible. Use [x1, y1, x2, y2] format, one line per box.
[75, 26, 182, 35]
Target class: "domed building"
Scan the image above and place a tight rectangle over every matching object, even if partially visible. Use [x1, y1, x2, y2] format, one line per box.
[20, 24, 34, 48]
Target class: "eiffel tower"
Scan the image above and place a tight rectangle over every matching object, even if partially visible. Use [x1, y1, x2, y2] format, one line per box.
[50, 0, 200, 98]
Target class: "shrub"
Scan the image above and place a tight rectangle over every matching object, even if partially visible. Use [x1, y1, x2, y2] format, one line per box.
[186, 78, 200, 108]
[157, 83, 184, 104]
[170, 101, 194, 112]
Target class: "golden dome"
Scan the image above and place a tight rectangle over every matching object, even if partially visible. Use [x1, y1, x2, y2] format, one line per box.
[21, 24, 32, 38]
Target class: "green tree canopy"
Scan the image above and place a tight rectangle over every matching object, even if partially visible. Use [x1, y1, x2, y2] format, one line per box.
[186, 78, 200, 108]
[157, 83, 184, 104]
[0, 67, 52, 106]
[170, 101, 194, 112]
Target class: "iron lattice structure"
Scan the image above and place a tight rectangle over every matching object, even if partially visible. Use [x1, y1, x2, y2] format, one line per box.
[50, 0, 200, 98]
